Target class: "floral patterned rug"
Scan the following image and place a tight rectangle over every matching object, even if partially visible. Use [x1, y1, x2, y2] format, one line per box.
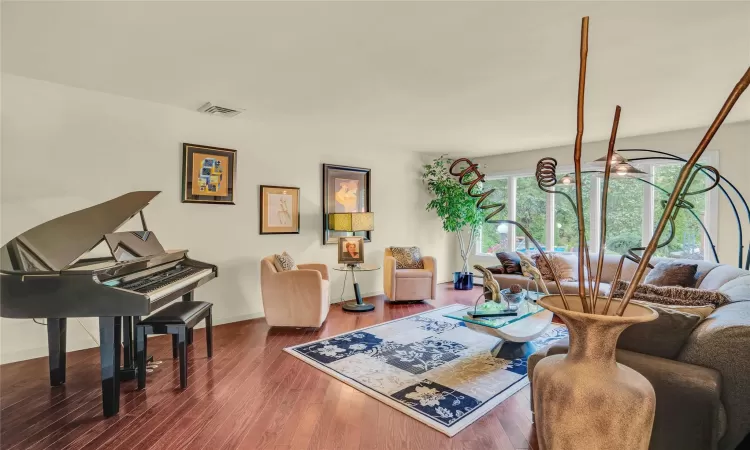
[284, 304, 567, 436]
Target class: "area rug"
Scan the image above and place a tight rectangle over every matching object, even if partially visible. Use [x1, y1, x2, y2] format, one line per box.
[284, 304, 567, 436]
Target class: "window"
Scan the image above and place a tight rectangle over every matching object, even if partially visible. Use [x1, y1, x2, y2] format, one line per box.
[475, 155, 716, 262]
[652, 164, 707, 259]
[555, 174, 593, 252]
[603, 176, 645, 255]
[478, 178, 509, 254]
[515, 176, 547, 252]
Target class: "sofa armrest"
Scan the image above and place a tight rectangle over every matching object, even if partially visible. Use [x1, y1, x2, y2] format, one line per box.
[530, 340, 724, 450]
[383, 256, 397, 300]
[297, 263, 329, 281]
[678, 301, 750, 450]
[423, 256, 438, 299]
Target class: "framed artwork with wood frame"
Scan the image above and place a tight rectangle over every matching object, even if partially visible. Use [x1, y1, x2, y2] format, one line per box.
[322, 164, 371, 244]
[260, 185, 300, 235]
[181, 143, 237, 204]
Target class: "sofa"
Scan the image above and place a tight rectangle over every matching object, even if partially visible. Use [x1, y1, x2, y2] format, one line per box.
[513, 253, 750, 450]
[383, 248, 437, 302]
[260, 256, 330, 328]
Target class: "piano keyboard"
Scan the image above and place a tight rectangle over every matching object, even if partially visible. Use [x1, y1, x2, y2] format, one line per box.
[117, 265, 213, 300]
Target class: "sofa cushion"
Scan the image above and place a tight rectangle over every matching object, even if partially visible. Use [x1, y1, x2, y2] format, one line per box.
[618, 301, 712, 359]
[698, 264, 750, 291]
[612, 280, 729, 308]
[545, 280, 611, 296]
[390, 247, 424, 269]
[644, 261, 698, 288]
[273, 252, 298, 272]
[496, 252, 522, 274]
[395, 269, 433, 279]
[492, 273, 529, 290]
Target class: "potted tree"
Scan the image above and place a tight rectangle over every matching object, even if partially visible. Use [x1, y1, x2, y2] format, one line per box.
[422, 156, 485, 290]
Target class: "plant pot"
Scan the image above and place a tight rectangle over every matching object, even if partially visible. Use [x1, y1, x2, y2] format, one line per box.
[453, 272, 474, 290]
[532, 294, 658, 450]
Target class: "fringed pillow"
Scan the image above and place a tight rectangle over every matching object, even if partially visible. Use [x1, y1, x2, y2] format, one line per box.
[611, 280, 729, 308]
[532, 253, 575, 282]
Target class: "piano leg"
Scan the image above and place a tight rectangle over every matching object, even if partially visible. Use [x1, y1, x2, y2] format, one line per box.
[47, 318, 67, 386]
[182, 292, 194, 345]
[99, 316, 121, 417]
[123, 316, 133, 367]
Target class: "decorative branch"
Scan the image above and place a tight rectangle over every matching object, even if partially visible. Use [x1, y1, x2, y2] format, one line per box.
[593, 106, 621, 310]
[617, 66, 750, 316]
[573, 16, 592, 313]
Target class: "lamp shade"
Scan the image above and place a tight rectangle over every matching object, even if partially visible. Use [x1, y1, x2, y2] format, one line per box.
[328, 212, 375, 231]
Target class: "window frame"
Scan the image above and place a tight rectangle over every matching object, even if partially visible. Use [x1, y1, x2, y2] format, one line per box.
[475, 151, 719, 262]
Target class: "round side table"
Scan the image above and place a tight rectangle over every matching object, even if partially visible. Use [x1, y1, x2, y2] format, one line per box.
[332, 264, 381, 312]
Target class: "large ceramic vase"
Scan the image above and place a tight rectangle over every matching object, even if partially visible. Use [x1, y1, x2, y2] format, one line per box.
[533, 294, 658, 450]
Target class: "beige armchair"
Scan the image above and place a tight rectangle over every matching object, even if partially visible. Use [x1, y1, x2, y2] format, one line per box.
[383, 249, 437, 302]
[260, 256, 330, 328]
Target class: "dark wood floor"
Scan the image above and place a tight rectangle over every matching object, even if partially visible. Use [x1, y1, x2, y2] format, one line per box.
[0, 284, 538, 450]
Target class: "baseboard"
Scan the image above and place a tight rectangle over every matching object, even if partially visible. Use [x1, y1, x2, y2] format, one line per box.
[330, 290, 384, 304]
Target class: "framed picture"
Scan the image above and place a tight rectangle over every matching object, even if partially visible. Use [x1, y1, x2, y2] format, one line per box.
[260, 185, 300, 234]
[338, 236, 364, 265]
[181, 143, 237, 204]
[322, 164, 371, 244]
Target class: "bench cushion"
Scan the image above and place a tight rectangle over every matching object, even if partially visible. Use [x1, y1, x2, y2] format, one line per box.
[140, 301, 212, 327]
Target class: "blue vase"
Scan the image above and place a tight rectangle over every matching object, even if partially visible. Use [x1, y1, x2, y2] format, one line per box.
[453, 272, 474, 290]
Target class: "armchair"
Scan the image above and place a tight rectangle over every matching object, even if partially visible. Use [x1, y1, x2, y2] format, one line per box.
[383, 248, 437, 302]
[260, 256, 330, 328]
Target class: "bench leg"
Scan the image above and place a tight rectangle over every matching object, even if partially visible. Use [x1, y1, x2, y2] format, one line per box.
[172, 334, 178, 359]
[178, 328, 188, 389]
[206, 309, 213, 359]
[136, 326, 147, 390]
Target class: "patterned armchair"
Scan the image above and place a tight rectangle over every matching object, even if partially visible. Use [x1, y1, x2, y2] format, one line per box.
[383, 247, 437, 302]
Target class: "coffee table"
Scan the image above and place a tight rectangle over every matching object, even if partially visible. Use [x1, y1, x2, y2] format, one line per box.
[443, 299, 553, 360]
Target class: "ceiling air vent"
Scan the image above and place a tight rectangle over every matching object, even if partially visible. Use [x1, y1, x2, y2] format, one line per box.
[197, 102, 243, 118]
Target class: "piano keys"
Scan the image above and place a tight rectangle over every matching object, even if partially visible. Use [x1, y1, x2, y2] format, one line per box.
[0, 191, 217, 417]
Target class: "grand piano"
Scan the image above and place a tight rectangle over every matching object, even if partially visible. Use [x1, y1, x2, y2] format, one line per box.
[0, 191, 217, 417]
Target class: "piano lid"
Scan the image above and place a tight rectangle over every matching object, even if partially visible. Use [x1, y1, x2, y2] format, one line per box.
[0, 191, 161, 272]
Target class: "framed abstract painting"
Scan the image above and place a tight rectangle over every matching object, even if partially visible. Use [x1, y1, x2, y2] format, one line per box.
[322, 164, 371, 244]
[181, 143, 237, 204]
[260, 185, 300, 235]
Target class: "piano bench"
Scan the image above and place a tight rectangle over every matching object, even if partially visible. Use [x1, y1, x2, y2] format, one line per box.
[135, 301, 213, 390]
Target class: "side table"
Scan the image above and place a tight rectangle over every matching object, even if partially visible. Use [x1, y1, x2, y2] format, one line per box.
[332, 264, 381, 312]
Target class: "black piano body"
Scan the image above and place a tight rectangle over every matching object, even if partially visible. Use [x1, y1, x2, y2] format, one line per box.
[0, 191, 217, 417]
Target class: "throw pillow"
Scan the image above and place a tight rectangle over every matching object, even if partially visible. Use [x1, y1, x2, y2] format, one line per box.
[496, 252, 522, 274]
[273, 252, 297, 272]
[611, 280, 729, 308]
[644, 261, 699, 288]
[487, 265, 506, 274]
[532, 253, 575, 282]
[390, 247, 424, 269]
[617, 300, 713, 359]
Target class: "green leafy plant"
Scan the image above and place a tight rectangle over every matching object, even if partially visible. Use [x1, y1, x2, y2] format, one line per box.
[422, 156, 486, 273]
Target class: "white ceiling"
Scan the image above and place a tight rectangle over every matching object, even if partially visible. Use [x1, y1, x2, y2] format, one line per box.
[2, 1, 749, 155]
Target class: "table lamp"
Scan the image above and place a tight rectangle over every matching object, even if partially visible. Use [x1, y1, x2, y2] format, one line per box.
[328, 212, 374, 266]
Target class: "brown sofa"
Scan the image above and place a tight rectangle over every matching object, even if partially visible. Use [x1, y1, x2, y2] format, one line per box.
[513, 253, 750, 450]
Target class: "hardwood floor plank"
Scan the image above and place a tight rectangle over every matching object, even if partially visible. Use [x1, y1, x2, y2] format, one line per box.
[0, 284, 545, 450]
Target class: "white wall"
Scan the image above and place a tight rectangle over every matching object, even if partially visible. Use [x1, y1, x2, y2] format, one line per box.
[0, 74, 455, 363]
[465, 121, 750, 270]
